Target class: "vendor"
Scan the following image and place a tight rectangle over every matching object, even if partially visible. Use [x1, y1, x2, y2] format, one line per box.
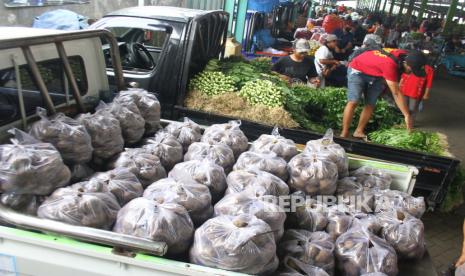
[340, 48, 418, 139]
[272, 39, 320, 86]
[314, 34, 346, 87]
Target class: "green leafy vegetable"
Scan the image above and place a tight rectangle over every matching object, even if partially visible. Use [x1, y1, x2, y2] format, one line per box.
[189, 71, 235, 96]
[239, 79, 285, 108]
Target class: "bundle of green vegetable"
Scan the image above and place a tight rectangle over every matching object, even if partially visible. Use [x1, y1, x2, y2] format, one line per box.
[239, 79, 285, 107]
[368, 128, 447, 156]
[189, 71, 235, 96]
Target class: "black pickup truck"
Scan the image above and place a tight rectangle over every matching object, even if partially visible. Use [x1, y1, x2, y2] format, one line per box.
[90, 6, 460, 209]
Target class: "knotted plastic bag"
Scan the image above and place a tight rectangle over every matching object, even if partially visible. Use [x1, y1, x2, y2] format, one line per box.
[143, 177, 213, 225]
[233, 151, 288, 181]
[225, 169, 290, 197]
[288, 153, 338, 196]
[0, 129, 70, 195]
[201, 120, 249, 158]
[189, 214, 278, 275]
[250, 127, 299, 162]
[29, 107, 93, 164]
[168, 159, 226, 203]
[304, 129, 348, 178]
[113, 197, 194, 255]
[165, 117, 202, 152]
[143, 131, 183, 171]
[336, 177, 375, 213]
[326, 205, 356, 241]
[110, 148, 166, 187]
[1, 193, 43, 215]
[374, 189, 426, 218]
[350, 166, 392, 190]
[286, 191, 329, 232]
[184, 142, 235, 173]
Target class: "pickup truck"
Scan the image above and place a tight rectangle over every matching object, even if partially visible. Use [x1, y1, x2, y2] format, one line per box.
[0, 24, 436, 275]
[87, 6, 459, 209]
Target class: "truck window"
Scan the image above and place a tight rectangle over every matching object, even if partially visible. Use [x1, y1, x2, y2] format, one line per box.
[0, 56, 88, 124]
[105, 27, 169, 72]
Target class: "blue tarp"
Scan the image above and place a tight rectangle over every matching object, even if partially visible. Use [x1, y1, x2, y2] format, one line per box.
[32, 9, 88, 30]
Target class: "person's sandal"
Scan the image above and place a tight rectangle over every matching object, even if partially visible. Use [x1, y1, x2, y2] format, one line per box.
[352, 134, 369, 142]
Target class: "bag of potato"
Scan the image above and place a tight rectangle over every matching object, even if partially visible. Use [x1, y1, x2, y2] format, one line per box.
[304, 129, 348, 178]
[115, 88, 161, 135]
[1, 193, 43, 215]
[113, 197, 194, 255]
[110, 148, 166, 187]
[97, 101, 145, 145]
[87, 168, 143, 206]
[350, 166, 392, 190]
[336, 177, 375, 213]
[326, 205, 357, 241]
[278, 230, 335, 275]
[168, 159, 226, 203]
[69, 163, 94, 183]
[352, 213, 382, 235]
[374, 189, 425, 219]
[377, 210, 425, 259]
[0, 129, 70, 195]
[276, 256, 330, 276]
[38, 187, 120, 229]
[286, 191, 329, 232]
[165, 117, 202, 152]
[29, 107, 93, 164]
[184, 142, 235, 173]
[288, 153, 338, 196]
[234, 151, 288, 181]
[226, 169, 289, 197]
[250, 127, 299, 162]
[143, 131, 183, 171]
[76, 108, 124, 160]
[335, 227, 398, 276]
[189, 214, 278, 275]
[201, 120, 249, 158]
[143, 177, 213, 225]
[214, 191, 286, 241]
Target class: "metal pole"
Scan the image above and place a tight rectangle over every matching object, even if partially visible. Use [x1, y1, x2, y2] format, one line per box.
[417, 0, 428, 19]
[406, 0, 416, 21]
[382, 0, 388, 12]
[389, 0, 395, 15]
[11, 55, 27, 130]
[443, 0, 459, 34]
[398, 0, 406, 15]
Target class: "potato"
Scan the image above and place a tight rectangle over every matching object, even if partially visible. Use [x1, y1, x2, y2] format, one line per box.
[374, 189, 426, 218]
[234, 151, 288, 181]
[336, 177, 375, 213]
[100, 101, 145, 145]
[0, 193, 43, 215]
[113, 197, 193, 255]
[69, 163, 94, 183]
[350, 166, 392, 190]
[225, 169, 289, 197]
[287, 192, 329, 232]
[164, 117, 202, 152]
[326, 206, 355, 241]
[184, 142, 235, 173]
[189, 214, 277, 275]
[143, 131, 183, 171]
[249, 127, 298, 162]
[201, 120, 249, 158]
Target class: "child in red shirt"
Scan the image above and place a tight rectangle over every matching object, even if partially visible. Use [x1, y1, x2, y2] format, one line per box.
[400, 63, 434, 121]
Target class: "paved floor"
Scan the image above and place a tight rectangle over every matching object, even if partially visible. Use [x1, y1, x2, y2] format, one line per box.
[416, 73, 465, 275]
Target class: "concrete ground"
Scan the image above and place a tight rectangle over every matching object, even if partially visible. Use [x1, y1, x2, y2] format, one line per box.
[415, 72, 465, 275]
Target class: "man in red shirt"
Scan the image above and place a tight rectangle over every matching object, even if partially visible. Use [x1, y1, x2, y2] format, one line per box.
[400, 52, 433, 123]
[341, 48, 422, 138]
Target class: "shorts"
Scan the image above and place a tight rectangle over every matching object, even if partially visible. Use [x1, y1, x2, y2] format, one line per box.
[347, 67, 385, 106]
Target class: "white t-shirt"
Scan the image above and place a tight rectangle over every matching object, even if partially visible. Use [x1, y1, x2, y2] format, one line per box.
[314, 45, 333, 75]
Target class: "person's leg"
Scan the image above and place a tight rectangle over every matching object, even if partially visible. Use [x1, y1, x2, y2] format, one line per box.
[341, 68, 363, 138]
[341, 101, 358, 137]
[354, 77, 384, 137]
[354, 105, 375, 137]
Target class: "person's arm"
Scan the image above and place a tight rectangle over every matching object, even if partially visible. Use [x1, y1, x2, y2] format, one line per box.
[423, 67, 434, 100]
[456, 220, 465, 267]
[386, 80, 413, 130]
[318, 59, 340, 66]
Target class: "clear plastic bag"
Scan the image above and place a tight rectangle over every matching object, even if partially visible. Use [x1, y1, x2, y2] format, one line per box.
[143, 177, 213, 226]
[0, 129, 71, 195]
[69, 163, 94, 183]
[326, 205, 356, 241]
[276, 256, 330, 276]
[87, 168, 143, 206]
[225, 169, 290, 197]
[377, 210, 425, 259]
[249, 127, 299, 162]
[288, 153, 338, 196]
[38, 187, 120, 229]
[76, 107, 124, 160]
[0, 193, 43, 215]
[189, 214, 277, 275]
[98, 101, 145, 145]
[352, 213, 382, 235]
[110, 148, 166, 187]
[335, 227, 398, 276]
[143, 131, 183, 171]
[201, 120, 249, 158]
[115, 88, 161, 135]
[287, 191, 329, 232]
[374, 189, 426, 219]
[165, 117, 202, 152]
[350, 166, 392, 190]
[168, 159, 226, 203]
[233, 151, 288, 181]
[278, 230, 335, 275]
[113, 197, 194, 255]
[214, 192, 286, 241]
[184, 142, 235, 173]
[304, 129, 348, 178]
[29, 107, 93, 164]
[336, 177, 375, 213]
